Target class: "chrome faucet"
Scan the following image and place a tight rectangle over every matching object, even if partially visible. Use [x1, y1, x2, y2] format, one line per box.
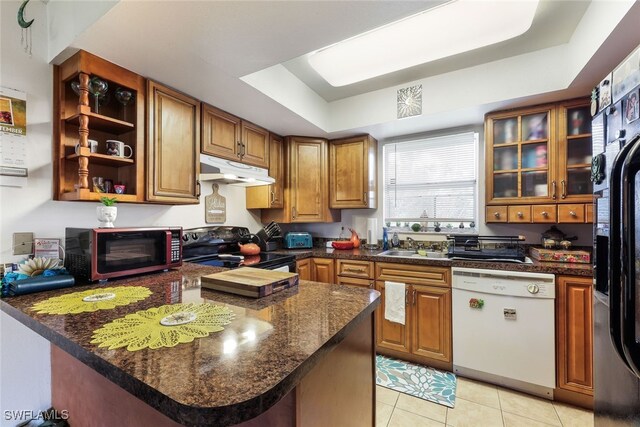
[405, 236, 414, 249]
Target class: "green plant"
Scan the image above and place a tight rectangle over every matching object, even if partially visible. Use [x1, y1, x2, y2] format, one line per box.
[100, 196, 118, 206]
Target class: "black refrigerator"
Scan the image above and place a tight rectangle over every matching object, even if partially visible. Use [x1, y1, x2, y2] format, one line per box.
[593, 47, 640, 426]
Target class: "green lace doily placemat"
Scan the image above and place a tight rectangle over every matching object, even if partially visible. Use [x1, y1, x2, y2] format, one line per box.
[91, 303, 235, 351]
[31, 286, 152, 315]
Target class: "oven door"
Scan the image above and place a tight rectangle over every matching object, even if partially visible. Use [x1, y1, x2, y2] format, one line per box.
[94, 230, 168, 277]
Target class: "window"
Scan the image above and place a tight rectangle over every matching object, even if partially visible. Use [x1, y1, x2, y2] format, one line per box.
[383, 131, 478, 230]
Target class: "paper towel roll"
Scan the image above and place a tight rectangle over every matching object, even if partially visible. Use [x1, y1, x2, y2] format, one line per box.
[366, 218, 378, 245]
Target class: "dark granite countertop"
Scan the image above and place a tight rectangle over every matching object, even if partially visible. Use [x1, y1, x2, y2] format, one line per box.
[0, 263, 380, 426]
[275, 247, 593, 277]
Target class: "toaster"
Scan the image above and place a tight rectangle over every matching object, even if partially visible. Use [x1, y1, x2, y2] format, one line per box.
[284, 232, 313, 249]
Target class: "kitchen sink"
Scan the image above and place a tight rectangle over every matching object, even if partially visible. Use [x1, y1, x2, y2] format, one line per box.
[378, 249, 448, 259]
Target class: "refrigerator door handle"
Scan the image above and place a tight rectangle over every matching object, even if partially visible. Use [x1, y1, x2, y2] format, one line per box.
[620, 134, 640, 376]
[609, 136, 636, 372]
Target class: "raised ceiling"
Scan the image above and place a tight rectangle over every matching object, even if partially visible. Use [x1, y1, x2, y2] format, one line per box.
[60, 0, 640, 140]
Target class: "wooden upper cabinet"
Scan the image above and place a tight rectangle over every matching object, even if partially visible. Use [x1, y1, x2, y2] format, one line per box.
[329, 135, 377, 209]
[486, 103, 557, 205]
[484, 98, 593, 224]
[262, 136, 341, 223]
[556, 275, 593, 397]
[201, 104, 268, 168]
[557, 100, 593, 203]
[246, 134, 284, 209]
[201, 104, 241, 161]
[147, 80, 200, 204]
[240, 121, 269, 168]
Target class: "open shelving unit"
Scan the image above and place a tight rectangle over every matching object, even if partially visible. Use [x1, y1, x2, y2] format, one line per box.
[54, 50, 146, 203]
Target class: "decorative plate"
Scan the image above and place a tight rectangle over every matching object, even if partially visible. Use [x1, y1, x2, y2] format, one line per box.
[397, 85, 422, 119]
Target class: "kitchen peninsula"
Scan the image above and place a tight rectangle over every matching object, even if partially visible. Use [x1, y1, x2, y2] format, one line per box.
[0, 263, 380, 426]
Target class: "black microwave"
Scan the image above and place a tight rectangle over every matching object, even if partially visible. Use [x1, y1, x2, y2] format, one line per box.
[65, 227, 182, 282]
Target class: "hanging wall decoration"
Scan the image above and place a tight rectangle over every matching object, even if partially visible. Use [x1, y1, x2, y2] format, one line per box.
[397, 85, 422, 119]
[205, 183, 226, 223]
[17, 0, 34, 57]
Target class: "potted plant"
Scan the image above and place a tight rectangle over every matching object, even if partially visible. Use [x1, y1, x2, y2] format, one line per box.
[97, 197, 118, 228]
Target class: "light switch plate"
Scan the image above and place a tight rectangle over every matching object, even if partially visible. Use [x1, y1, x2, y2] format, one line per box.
[13, 232, 34, 255]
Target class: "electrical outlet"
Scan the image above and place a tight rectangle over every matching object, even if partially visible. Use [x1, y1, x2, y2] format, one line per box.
[13, 232, 34, 255]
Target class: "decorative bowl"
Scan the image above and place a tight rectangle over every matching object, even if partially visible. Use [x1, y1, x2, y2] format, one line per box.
[332, 241, 354, 250]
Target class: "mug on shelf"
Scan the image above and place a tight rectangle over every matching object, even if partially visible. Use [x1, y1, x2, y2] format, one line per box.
[113, 184, 126, 194]
[74, 139, 98, 155]
[106, 140, 133, 158]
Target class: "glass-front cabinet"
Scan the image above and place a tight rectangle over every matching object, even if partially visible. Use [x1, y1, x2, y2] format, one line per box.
[485, 99, 593, 224]
[487, 105, 556, 203]
[558, 100, 593, 202]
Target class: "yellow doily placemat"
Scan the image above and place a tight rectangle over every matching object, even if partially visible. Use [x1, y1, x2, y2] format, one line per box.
[90, 303, 235, 351]
[31, 286, 152, 315]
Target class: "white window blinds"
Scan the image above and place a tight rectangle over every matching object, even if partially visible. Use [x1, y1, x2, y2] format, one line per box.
[384, 132, 478, 223]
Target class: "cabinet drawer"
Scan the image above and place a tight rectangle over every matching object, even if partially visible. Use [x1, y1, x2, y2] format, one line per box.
[486, 206, 508, 223]
[376, 263, 450, 288]
[508, 205, 532, 223]
[585, 203, 594, 223]
[532, 205, 557, 223]
[337, 259, 374, 279]
[558, 204, 585, 223]
[337, 276, 374, 289]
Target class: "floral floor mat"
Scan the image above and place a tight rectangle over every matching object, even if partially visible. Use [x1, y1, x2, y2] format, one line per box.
[376, 354, 457, 408]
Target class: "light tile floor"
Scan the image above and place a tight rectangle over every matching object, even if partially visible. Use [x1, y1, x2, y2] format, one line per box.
[376, 377, 594, 427]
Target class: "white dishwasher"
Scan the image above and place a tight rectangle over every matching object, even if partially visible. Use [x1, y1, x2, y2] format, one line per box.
[452, 267, 556, 398]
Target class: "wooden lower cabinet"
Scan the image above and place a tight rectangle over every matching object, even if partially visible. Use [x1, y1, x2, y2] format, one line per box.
[375, 263, 452, 370]
[376, 281, 412, 354]
[296, 259, 311, 281]
[556, 275, 594, 408]
[296, 258, 335, 284]
[311, 258, 335, 284]
[412, 285, 452, 363]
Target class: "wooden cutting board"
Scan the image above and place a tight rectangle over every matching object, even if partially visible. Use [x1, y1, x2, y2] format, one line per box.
[201, 267, 299, 298]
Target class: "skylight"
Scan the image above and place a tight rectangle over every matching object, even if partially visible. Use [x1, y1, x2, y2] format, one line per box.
[308, 0, 539, 87]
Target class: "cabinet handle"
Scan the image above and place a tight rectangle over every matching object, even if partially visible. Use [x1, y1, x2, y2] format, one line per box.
[412, 288, 416, 305]
[363, 192, 368, 204]
[292, 206, 297, 219]
[369, 282, 374, 289]
[569, 210, 577, 217]
[552, 180, 557, 200]
[241, 142, 246, 157]
[541, 211, 548, 217]
[270, 190, 275, 205]
[561, 180, 567, 199]
[494, 212, 500, 218]
[196, 180, 201, 198]
[517, 211, 523, 218]
[405, 289, 409, 306]
[344, 267, 365, 273]
[237, 141, 242, 158]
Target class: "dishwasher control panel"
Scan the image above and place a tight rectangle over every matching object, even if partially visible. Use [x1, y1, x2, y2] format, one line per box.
[452, 268, 555, 299]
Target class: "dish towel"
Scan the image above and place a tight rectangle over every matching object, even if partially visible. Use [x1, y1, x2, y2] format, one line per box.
[384, 281, 406, 325]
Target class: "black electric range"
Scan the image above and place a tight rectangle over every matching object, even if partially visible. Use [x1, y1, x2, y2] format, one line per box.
[446, 234, 528, 263]
[182, 226, 296, 271]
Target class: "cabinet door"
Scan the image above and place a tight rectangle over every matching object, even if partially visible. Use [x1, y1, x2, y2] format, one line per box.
[557, 101, 593, 203]
[147, 80, 200, 203]
[290, 137, 328, 222]
[329, 135, 377, 209]
[201, 104, 241, 161]
[375, 281, 411, 354]
[486, 105, 556, 205]
[246, 134, 284, 209]
[241, 121, 269, 168]
[296, 259, 311, 281]
[411, 285, 452, 363]
[311, 258, 335, 284]
[557, 275, 593, 395]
